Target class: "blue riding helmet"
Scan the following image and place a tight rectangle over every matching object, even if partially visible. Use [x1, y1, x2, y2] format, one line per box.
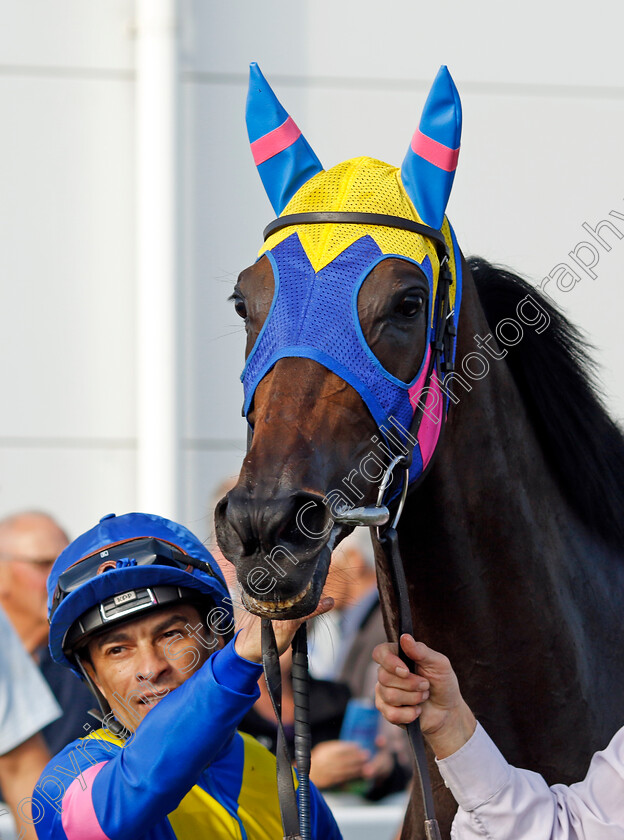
[48, 512, 232, 677]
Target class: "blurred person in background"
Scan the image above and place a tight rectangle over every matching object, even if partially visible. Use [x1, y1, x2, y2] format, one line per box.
[307, 528, 378, 682]
[331, 530, 412, 798]
[334, 528, 383, 697]
[0, 606, 61, 840]
[209, 476, 240, 593]
[0, 512, 93, 754]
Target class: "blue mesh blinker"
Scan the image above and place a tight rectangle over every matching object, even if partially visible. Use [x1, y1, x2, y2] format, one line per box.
[241, 233, 435, 473]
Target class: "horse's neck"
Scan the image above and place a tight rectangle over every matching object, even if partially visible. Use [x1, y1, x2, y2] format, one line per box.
[379, 275, 623, 762]
[406, 269, 573, 582]
[395, 301, 570, 635]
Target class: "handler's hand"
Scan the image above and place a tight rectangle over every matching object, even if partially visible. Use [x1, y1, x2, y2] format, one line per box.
[234, 596, 334, 663]
[373, 634, 476, 759]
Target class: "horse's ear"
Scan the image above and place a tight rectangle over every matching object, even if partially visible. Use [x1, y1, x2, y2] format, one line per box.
[401, 66, 462, 230]
[246, 62, 323, 215]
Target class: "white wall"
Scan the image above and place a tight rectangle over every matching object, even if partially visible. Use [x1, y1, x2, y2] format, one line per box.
[1, 0, 623, 545]
[0, 2, 136, 540]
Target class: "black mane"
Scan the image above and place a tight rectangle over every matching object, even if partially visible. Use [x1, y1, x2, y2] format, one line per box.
[468, 256, 624, 548]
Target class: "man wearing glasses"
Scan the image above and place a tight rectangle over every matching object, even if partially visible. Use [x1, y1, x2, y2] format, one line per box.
[0, 513, 93, 753]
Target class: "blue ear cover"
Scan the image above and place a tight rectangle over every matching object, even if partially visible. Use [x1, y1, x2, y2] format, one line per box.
[246, 62, 323, 215]
[400, 66, 462, 229]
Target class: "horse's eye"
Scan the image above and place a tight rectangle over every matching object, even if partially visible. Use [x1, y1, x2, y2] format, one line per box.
[233, 297, 248, 320]
[395, 295, 425, 318]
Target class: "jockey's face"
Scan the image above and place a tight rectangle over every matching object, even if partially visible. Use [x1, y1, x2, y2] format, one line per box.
[85, 602, 222, 732]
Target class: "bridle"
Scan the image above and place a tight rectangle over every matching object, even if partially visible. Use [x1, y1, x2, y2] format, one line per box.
[263, 211, 449, 252]
[257, 210, 457, 840]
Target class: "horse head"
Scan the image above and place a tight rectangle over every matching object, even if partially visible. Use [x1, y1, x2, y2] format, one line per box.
[215, 63, 463, 617]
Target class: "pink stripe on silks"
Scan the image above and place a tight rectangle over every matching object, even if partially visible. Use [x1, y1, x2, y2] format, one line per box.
[61, 762, 111, 840]
[251, 116, 302, 165]
[410, 129, 459, 173]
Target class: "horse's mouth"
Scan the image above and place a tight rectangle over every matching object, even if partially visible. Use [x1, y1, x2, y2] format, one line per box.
[242, 578, 312, 616]
[239, 544, 332, 620]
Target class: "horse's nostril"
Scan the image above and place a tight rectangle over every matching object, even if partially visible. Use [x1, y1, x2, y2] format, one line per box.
[242, 536, 261, 557]
[288, 494, 331, 544]
[219, 485, 331, 562]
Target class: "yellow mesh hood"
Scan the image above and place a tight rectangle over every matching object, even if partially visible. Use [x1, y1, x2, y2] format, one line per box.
[259, 156, 457, 327]
[261, 157, 437, 270]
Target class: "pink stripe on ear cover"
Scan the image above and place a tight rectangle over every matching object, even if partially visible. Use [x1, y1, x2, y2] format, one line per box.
[251, 116, 302, 166]
[410, 129, 459, 173]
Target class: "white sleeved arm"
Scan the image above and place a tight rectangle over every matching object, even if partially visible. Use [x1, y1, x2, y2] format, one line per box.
[0, 608, 61, 754]
[436, 722, 624, 840]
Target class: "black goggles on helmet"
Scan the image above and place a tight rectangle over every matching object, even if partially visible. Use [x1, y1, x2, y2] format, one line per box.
[51, 536, 221, 620]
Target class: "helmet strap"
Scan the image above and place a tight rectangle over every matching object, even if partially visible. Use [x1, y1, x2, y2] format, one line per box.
[75, 652, 132, 742]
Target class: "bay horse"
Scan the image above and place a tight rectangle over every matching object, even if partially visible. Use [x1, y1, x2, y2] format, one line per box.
[215, 64, 624, 838]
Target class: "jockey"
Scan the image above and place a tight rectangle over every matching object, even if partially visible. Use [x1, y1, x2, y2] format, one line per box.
[32, 512, 340, 840]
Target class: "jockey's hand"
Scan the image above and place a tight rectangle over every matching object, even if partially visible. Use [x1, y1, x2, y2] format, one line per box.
[373, 634, 476, 759]
[234, 596, 334, 663]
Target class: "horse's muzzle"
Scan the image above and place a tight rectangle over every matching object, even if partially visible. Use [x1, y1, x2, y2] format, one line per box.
[214, 487, 334, 618]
